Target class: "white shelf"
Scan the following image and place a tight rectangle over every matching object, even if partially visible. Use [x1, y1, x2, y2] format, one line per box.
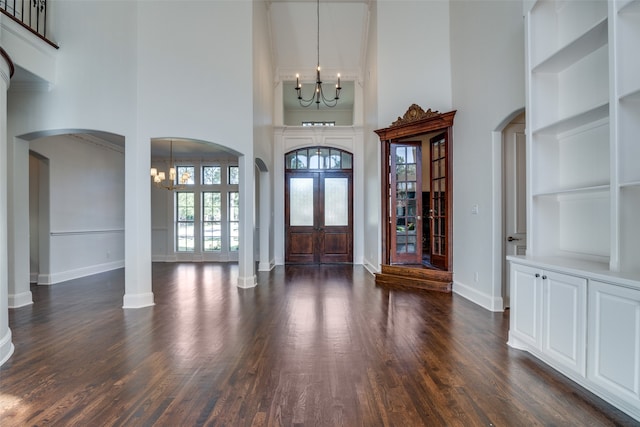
[619, 181, 640, 189]
[533, 102, 609, 135]
[620, 87, 640, 103]
[618, 0, 640, 14]
[532, 18, 608, 73]
[533, 185, 610, 198]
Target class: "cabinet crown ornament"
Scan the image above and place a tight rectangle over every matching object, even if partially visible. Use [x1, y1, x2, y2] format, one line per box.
[391, 104, 440, 127]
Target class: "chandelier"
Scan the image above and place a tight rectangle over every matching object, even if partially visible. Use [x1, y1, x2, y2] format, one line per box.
[295, 0, 341, 109]
[150, 140, 190, 191]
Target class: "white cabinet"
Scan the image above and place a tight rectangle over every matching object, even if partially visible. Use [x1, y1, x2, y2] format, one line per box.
[508, 257, 640, 421]
[509, 264, 542, 349]
[508, 262, 587, 377]
[588, 281, 640, 417]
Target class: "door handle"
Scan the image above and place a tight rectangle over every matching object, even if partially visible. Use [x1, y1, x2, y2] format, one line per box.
[507, 236, 521, 242]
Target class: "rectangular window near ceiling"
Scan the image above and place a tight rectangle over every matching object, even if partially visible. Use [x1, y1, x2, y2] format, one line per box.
[229, 191, 239, 251]
[229, 166, 239, 185]
[177, 166, 195, 185]
[203, 192, 222, 251]
[176, 192, 195, 251]
[203, 166, 221, 185]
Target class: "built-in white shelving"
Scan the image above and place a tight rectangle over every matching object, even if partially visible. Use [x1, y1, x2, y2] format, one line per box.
[531, 18, 608, 73]
[514, 0, 640, 421]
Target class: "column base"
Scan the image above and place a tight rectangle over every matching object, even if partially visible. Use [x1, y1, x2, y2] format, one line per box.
[9, 291, 33, 308]
[0, 328, 15, 367]
[122, 292, 155, 309]
[237, 275, 257, 289]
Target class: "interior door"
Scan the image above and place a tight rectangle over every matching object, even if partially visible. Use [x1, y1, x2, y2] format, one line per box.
[390, 143, 422, 264]
[429, 133, 447, 270]
[285, 171, 352, 263]
[503, 121, 527, 307]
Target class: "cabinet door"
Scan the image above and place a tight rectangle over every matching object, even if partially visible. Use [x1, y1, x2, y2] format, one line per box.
[543, 271, 587, 376]
[509, 263, 542, 349]
[588, 281, 640, 407]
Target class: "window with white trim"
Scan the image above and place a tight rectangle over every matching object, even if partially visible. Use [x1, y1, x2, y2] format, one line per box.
[172, 162, 239, 257]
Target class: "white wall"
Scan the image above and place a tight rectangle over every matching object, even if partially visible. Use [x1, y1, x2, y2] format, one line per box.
[450, 0, 525, 310]
[377, 0, 454, 125]
[29, 134, 125, 284]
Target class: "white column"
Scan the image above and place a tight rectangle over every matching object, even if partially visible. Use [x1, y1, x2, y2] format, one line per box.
[237, 155, 256, 288]
[0, 49, 15, 366]
[123, 134, 154, 308]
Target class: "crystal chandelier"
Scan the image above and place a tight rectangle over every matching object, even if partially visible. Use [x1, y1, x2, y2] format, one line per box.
[295, 0, 341, 109]
[150, 140, 190, 191]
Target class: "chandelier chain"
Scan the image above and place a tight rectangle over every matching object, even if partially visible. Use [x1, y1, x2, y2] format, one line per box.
[295, 0, 341, 109]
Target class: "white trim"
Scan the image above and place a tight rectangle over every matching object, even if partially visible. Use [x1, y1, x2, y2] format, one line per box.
[8, 291, 33, 308]
[362, 257, 379, 275]
[37, 261, 124, 285]
[258, 259, 276, 271]
[0, 328, 15, 367]
[122, 292, 155, 309]
[237, 274, 257, 289]
[453, 279, 504, 313]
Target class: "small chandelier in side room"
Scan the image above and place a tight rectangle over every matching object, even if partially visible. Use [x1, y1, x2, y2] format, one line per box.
[150, 139, 190, 191]
[295, 0, 341, 109]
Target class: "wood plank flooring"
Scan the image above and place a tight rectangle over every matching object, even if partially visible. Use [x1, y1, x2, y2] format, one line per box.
[0, 263, 637, 426]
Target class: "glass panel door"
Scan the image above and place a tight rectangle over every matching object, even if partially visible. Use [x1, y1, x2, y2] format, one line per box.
[324, 178, 349, 226]
[290, 177, 314, 226]
[390, 143, 422, 264]
[430, 133, 447, 270]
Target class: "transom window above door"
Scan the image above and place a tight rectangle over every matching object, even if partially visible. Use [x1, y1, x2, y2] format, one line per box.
[285, 147, 352, 171]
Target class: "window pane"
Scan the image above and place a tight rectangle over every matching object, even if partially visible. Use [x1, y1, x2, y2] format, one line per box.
[324, 178, 348, 226]
[296, 150, 308, 169]
[203, 192, 221, 221]
[342, 152, 352, 169]
[203, 166, 221, 185]
[203, 223, 221, 251]
[329, 149, 341, 169]
[229, 191, 240, 251]
[286, 152, 297, 169]
[229, 166, 239, 184]
[177, 223, 195, 252]
[177, 166, 195, 185]
[290, 178, 314, 226]
[229, 222, 239, 251]
[177, 193, 194, 221]
[176, 192, 195, 252]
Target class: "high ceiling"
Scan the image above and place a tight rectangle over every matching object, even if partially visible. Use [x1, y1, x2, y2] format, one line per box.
[271, 0, 370, 113]
[14, 0, 371, 156]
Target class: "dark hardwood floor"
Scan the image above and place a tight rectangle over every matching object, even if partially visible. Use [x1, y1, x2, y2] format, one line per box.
[0, 263, 637, 426]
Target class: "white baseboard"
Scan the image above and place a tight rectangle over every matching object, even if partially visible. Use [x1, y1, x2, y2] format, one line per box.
[362, 257, 379, 275]
[8, 291, 33, 308]
[452, 279, 504, 312]
[38, 260, 125, 285]
[258, 259, 275, 271]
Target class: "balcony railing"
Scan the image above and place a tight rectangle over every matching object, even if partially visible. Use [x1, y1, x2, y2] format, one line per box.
[1, 0, 57, 47]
